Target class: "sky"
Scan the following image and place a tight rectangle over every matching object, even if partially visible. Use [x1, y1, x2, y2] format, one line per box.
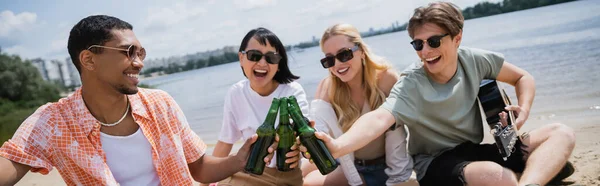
[0, 0, 500, 61]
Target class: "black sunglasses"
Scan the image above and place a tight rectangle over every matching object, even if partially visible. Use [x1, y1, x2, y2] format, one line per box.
[87, 44, 146, 61]
[410, 33, 449, 51]
[320, 44, 360, 68]
[241, 50, 282, 64]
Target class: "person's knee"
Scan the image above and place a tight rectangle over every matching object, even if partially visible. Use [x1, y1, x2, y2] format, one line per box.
[464, 162, 518, 186]
[302, 171, 324, 186]
[549, 123, 576, 148]
[300, 159, 317, 177]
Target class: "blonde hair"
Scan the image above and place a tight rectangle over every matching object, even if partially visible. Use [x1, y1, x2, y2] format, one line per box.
[320, 23, 392, 132]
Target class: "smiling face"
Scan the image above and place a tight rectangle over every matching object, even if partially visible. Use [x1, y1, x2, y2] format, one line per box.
[88, 29, 144, 95]
[412, 23, 461, 78]
[321, 35, 363, 83]
[239, 37, 279, 93]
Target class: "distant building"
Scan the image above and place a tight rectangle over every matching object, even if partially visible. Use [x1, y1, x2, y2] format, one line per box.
[31, 58, 50, 81]
[64, 57, 81, 87]
[50, 60, 66, 86]
[29, 58, 81, 87]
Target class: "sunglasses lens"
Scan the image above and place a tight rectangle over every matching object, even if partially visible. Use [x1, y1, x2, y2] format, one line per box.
[138, 48, 146, 61]
[336, 49, 354, 62]
[265, 53, 282, 64]
[411, 40, 424, 51]
[128, 45, 136, 60]
[320, 56, 334, 68]
[128, 45, 146, 61]
[246, 50, 263, 62]
[428, 36, 442, 48]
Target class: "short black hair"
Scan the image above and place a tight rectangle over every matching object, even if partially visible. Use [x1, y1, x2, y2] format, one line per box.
[67, 15, 133, 73]
[239, 27, 299, 84]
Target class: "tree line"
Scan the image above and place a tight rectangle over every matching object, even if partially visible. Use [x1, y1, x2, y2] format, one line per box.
[141, 51, 238, 76]
[462, 0, 576, 19]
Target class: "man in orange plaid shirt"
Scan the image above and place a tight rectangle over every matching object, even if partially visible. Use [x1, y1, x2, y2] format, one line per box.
[0, 15, 265, 186]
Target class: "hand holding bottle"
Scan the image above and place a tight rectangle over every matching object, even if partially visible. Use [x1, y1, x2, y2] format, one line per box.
[300, 131, 340, 159]
[288, 96, 338, 175]
[233, 134, 259, 169]
[264, 134, 302, 169]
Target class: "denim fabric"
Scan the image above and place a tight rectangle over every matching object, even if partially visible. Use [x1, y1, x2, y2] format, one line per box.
[356, 161, 388, 186]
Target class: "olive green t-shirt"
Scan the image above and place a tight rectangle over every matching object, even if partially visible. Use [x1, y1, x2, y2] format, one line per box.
[380, 47, 505, 180]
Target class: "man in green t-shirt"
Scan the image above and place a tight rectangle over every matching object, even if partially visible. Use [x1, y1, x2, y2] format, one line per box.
[305, 2, 576, 186]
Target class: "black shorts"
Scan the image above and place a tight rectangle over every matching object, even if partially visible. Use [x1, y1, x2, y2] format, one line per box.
[419, 140, 528, 186]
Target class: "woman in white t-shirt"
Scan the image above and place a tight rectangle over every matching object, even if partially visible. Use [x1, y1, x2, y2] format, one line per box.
[212, 27, 309, 186]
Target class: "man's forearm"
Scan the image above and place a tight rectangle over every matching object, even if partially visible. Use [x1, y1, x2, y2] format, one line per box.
[333, 108, 395, 158]
[515, 74, 535, 111]
[191, 154, 243, 183]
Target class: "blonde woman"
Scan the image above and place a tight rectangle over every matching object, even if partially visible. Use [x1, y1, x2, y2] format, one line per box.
[301, 23, 415, 186]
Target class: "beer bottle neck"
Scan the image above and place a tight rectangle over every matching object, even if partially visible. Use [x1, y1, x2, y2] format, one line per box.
[264, 99, 280, 127]
[290, 107, 310, 130]
[279, 99, 290, 125]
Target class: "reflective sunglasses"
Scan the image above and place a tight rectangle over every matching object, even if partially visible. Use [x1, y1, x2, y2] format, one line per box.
[87, 44, 146, 61]
[410, 33, 449, 51]
[320, 44, 360, 69]
[241, 50, 282, 64]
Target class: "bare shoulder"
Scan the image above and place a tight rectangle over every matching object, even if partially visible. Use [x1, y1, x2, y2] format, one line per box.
[315, 77, 332, 102]
[377, 68, 399, 96]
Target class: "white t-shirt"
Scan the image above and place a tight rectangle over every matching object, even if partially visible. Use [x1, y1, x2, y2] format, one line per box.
[219, 79, 310, 167]
[101, 128, 160, 186]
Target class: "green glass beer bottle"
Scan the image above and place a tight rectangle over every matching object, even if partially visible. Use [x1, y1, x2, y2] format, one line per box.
[276, 97, 295, 171]
[287, 96, 338, 175]
[244, 98, 279, 175]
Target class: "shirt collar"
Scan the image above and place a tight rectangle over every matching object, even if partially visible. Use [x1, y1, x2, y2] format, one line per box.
[71, 88, 152, 135]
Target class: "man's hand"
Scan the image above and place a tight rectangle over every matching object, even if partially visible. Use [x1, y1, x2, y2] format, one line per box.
[190, 135, 259, 183]
[298, 131, 340, 160]
[500, 105, 529, 129]
[297, 120, 342, 160]
[232, 134, 258, 169]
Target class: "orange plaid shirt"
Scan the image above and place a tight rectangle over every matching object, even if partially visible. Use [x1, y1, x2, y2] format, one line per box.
[0, 88, 207, 185]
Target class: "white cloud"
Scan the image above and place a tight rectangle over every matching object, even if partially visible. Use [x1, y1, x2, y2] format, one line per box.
[296, 0, 377, 19]
[50, 38, 67, 53]
[215, 19, 239, 30]
[234, 0, 277, 10]
[143, 2, 207, 33]
[0, 10, 37, 37]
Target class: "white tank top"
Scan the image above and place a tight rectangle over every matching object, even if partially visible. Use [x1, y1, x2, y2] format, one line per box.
[101, 129, 160, 186]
